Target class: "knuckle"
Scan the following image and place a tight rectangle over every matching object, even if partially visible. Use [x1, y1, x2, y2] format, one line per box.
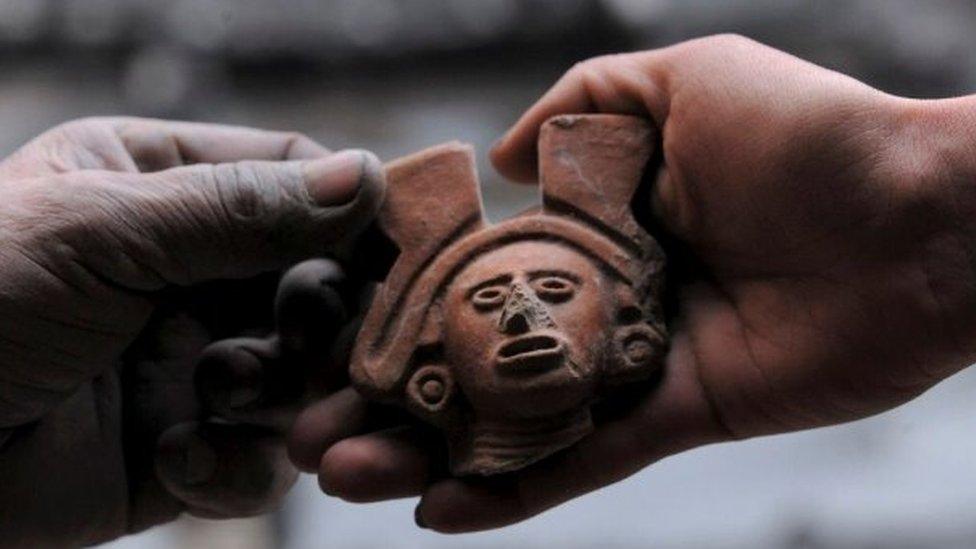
[569, 56, 601, 76]
[115, 119, 159, 144]
[662, 33, 759, 69]
[570, 53, 622, 74]
[703, 33, 755, 50]
[207, 161, 309, 223]
[23, 119, 89, 151]
[568, 54, 622, 87]
[284, 131, 311, 147]
[280, 132, 329, 160]
[52, 116, 113, 137]
[157, 160, 321, 273]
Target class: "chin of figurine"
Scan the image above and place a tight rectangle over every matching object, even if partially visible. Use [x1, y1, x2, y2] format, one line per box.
[351, 114, 668, 476]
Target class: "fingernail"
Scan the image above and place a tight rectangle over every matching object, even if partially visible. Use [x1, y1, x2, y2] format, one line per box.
[414, 505, 428, 529]
[303, 150, 380, 206]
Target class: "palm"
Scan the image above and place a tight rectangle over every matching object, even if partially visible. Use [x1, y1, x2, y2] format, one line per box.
[675, 273, 930, 442]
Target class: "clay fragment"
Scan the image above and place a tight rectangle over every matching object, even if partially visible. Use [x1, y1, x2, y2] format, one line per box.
[351, 114, 668, 476]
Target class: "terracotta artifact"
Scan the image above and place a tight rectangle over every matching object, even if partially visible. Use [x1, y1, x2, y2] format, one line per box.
[350, 114, 668, 476]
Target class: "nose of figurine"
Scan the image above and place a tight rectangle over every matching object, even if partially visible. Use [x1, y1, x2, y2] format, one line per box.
[498, 282, 554, 334]
[500, 307, 530, 334]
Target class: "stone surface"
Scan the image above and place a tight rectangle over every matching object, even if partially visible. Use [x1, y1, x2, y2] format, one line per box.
[350, 114, 668, 476]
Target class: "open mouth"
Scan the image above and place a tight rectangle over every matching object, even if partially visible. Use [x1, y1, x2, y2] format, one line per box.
[495, 334, 566, 374]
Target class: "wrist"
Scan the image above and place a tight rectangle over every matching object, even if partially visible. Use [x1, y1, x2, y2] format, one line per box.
[888, 95, 976, 365]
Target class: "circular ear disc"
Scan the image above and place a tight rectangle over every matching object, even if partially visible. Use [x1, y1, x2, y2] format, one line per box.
[406, 365, 455, 413]
[608, 323, 667, 385]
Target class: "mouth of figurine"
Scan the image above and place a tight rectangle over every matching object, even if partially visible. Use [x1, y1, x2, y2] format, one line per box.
[495, 333, 566, 374]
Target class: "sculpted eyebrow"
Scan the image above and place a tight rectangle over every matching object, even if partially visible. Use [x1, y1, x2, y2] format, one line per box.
[466, 274, 512, 298]
[527, 269, 581, 283]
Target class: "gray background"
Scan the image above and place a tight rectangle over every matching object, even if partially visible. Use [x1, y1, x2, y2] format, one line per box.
[1, 1, 973, 548]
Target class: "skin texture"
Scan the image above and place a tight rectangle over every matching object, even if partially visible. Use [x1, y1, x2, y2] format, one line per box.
[0, 117, 385, 546]
[288, 35, 976, 532]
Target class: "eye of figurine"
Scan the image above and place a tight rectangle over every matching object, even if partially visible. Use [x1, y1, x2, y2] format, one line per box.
[471, 285, 508, 310]
[531, 275, 576, 303]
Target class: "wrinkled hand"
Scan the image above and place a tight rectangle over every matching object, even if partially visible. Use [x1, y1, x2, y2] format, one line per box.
[0, 117, 384, 546]
[289, 35, 976, 532]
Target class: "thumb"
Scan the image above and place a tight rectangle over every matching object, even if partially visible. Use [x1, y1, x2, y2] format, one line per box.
[72, 149, 385, 288]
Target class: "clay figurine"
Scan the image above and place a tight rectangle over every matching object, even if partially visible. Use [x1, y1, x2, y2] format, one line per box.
[350, 114, 668, 476]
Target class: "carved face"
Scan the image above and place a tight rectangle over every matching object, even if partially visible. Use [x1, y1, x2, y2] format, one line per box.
[441, 240, 615, 420]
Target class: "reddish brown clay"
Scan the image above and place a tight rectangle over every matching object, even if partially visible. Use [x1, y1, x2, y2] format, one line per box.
[350, 114, 668, 476]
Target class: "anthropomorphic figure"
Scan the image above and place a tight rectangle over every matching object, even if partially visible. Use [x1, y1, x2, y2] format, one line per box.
[351, 115, 668, 474]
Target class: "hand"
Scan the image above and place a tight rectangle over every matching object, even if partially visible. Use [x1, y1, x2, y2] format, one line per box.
[0, 117, 385, 546]
[290, 35, 976, 532]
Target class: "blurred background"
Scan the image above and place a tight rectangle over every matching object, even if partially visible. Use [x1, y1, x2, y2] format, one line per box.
[1, 0, 974, 547]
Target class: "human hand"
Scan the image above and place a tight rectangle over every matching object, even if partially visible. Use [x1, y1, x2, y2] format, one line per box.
[0, 117, 384, 546]
[292, 35, 976, 532]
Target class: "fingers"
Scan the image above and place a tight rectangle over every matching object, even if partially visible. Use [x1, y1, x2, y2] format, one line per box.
[195, 258, 352, 429]
[490, 52, 667, 183]
[194, 337, 299, 431]
[275, 258, 355, 393]
[288, 386, 438, 502]
[155, 421, 297, 518]
[415, 332, 727, 533]
[290, 389, 434, 502]
[110, 118, 332, 171]
[288, 388, 370, 472]
[182, 257, 354, 520]
[0, 117, 332, 179]
[275, 258, 347, 364]
[318, 426, 442, 503]
[287, 387, 411, 471]
[60, 149, 385, 287]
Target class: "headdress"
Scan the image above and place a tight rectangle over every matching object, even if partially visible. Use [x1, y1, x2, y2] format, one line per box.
[351, 115, 664, 399]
